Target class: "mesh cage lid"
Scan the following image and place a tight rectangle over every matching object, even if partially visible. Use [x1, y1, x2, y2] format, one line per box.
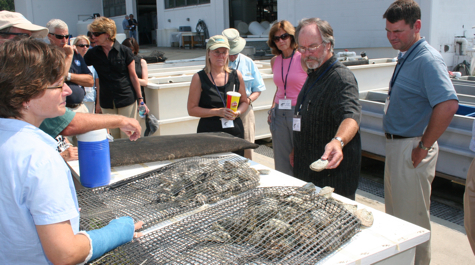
[90, 186, 361, 264]
[78, 156, 260, 231]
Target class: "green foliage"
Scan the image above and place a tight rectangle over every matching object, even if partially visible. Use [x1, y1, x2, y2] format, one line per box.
[0, 0, 15, 12]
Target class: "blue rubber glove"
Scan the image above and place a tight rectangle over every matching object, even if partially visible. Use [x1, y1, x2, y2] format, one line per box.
[86, 216, 135, 261]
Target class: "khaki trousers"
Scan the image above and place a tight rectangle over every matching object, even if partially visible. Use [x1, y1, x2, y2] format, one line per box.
[124, 29, 130, 38]
[102, 101, 137, 139]
[241, 104, 255, 159]
[84, 102, 95, 114]
[384, 137, 438, 265]
[464, 158, 475, 254]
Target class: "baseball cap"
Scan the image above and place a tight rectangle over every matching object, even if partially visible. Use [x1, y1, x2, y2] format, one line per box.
[206, 35, 230, 50]
[222, 28, 246, 55]
[0, 11, 48, 38]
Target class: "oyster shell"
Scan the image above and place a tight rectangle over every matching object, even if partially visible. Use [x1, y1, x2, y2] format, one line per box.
[298, 182, 316, 194]
[310, 159, 329, 172]
[318, 186, 334, 199]
[258, 169, 271, 175]
[356, 208, 374, 227]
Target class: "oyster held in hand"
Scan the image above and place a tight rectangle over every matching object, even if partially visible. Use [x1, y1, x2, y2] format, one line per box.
[310, 159, 329, 172]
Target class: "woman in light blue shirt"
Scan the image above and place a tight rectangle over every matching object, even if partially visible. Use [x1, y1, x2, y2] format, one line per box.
[0, 38, 142, 264]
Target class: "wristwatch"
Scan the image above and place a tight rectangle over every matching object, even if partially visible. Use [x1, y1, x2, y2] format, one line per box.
[333, 137, 344, 148]
[66, 73, 71, 81]
[418, 141, 430, 151]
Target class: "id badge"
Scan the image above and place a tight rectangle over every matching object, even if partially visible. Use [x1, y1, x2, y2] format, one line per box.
[221, 118, 234, 128]
[293, 115, 301, 131]
[384, 97, 390, 114]
[279, 99, 292, 110]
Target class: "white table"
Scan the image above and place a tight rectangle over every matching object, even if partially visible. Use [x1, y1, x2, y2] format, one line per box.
[69, 153, 429, 264]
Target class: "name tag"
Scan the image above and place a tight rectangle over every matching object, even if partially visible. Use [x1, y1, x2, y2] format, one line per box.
[293, 115, 301, 131]
[221, 118, 234, 128]
[279, 99, 292, 110]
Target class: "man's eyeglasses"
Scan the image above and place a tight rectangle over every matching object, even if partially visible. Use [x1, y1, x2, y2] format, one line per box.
[49, 33, 69, 40]
[0, 32, 30, 37]
[76, 44, 90, 48]
[298, 42, 324, 53]
[90, 32, 106, 37]
[47, 81, 65, 90]
[273, 33, 291, 42]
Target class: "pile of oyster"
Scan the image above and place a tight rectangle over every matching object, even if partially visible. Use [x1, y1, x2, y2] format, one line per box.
[203, 183, 370, 261]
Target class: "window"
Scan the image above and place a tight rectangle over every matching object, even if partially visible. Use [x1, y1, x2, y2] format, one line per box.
[165, 0, 210, 9]
[103, 0, 126, 17]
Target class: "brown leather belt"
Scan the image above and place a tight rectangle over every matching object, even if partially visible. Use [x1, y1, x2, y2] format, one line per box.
[385, 133, 410, 139]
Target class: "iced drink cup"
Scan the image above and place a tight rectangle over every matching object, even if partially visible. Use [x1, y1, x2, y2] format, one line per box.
[226, 91, 241, 111]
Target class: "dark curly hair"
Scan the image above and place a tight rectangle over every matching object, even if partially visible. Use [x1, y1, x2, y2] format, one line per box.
[0, 38, 66, 118]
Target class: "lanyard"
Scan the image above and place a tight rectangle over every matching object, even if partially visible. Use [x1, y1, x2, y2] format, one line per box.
[389, 40, 423, 96]
[297, 60, 337, 115]
[281, 49, 295, 98]
[210, 72, 228, 108]
[232, 56, 240, 70]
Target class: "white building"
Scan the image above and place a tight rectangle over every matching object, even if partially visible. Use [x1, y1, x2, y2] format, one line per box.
[14, 0, 475, 69]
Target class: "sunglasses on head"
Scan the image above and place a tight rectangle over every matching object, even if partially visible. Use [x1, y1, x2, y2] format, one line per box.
[90, 32, 106, 37]
[49, 33, 69, 40]
[273, 33, 291, 42]
[76, 44, 90, 48]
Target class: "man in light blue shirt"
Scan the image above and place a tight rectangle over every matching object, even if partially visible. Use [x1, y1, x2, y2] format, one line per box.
[382, 1, 458, 264]
[122, 15, 130, 38]
[223, 28, 266, 159]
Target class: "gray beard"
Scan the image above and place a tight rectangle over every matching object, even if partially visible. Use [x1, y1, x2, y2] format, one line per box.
[305, 60, 321, 70]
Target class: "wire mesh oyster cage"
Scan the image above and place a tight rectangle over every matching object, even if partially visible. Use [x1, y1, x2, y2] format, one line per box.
[90, 186, 361, 264]
[77, 156, 260, 231]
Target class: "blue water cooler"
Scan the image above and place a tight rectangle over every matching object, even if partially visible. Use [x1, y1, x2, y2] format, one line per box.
[77, 129, 111, 188]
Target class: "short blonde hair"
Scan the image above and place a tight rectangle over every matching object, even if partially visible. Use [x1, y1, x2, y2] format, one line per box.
[88, 17, 116, 42]
[73, 35, 90, 46]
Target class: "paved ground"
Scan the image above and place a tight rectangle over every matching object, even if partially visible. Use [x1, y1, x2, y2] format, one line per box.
[140, 44, 475, 264]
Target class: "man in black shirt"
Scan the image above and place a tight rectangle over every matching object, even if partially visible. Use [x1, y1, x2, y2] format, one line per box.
[291, 18, 362, 200]
[128, 14, 138, 40]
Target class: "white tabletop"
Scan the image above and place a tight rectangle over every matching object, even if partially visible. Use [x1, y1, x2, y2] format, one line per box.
[69, 153, 429, 264]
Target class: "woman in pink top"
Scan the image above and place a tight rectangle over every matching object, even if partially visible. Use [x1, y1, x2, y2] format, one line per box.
[267, 20, 308, 176]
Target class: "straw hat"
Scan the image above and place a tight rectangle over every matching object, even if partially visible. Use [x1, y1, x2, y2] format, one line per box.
[222, 28, 246, 55]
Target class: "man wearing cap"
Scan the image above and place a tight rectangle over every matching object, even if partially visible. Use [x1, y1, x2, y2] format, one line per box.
[222, 28, 266, 160]
[0, 11, 142, 141]
[47, 19, 93, 115]
[382, 1, 458, 263]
